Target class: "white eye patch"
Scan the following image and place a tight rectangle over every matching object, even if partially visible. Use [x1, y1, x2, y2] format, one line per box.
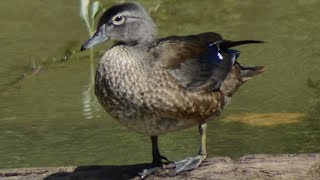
[112, 15, 125, 25]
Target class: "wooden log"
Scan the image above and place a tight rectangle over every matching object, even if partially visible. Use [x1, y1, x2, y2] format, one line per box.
[1, 154, 319, 180]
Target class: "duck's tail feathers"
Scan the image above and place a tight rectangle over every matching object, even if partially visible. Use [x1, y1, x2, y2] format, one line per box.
[221, 40, 265, 49]
[237, 63, 267, 82]
[220, 63, 266, 97]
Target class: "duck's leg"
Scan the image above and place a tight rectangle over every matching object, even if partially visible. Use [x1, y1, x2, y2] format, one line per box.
[174, 123, 207, 174]
[151, 136, 170, 164]
[139, 136, 170, 178]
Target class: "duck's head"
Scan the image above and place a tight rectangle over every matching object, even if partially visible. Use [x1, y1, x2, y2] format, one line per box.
[81, 2, 156, 51]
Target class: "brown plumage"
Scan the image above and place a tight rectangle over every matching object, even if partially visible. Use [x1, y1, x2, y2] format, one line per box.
[81, 2, 266, 177]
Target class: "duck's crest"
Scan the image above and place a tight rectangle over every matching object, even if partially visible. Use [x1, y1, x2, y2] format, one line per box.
[97, 2, 144, 28]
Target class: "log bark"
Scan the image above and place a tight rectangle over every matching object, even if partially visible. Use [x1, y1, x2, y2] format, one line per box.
[1, 154, 319, 180]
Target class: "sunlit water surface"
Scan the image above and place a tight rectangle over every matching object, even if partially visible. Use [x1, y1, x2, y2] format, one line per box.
[0, 0, 319, 168]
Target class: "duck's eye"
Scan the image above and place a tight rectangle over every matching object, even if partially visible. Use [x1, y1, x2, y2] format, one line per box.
[112, 15, 125, 25]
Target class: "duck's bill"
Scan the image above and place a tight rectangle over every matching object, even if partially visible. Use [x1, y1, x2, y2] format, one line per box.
[81, 25, 109, 51]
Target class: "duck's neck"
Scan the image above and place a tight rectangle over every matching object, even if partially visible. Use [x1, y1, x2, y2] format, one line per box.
[118, 35, 156, 49]
[115, 39, 155, 55]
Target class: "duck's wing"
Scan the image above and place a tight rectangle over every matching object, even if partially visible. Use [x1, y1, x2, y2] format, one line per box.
[150, 32, 263, 92]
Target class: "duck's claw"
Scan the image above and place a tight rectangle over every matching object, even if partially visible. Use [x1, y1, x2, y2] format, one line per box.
[153, 154, 170, 165]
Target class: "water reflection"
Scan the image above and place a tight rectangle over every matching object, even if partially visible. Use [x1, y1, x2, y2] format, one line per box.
[82, 84, 94, 119]
[82, 84, 101, 120]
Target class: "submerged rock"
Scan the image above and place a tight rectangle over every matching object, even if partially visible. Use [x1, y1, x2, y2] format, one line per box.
[225, 112, 305, 126]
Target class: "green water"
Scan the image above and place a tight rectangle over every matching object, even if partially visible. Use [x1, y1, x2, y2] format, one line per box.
[0, 0, 319, 168]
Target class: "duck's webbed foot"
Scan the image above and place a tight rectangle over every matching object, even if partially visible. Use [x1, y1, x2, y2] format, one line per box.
[138, 155, 170, 179]
[138, 136, 170, 179]
[174, 154, 206, 174]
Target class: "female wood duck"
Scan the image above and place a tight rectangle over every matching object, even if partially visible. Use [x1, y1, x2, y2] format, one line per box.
[81, 2, 266, 178]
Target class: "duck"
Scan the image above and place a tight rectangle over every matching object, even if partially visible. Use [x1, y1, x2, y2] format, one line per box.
[81, 1, 266, 178]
